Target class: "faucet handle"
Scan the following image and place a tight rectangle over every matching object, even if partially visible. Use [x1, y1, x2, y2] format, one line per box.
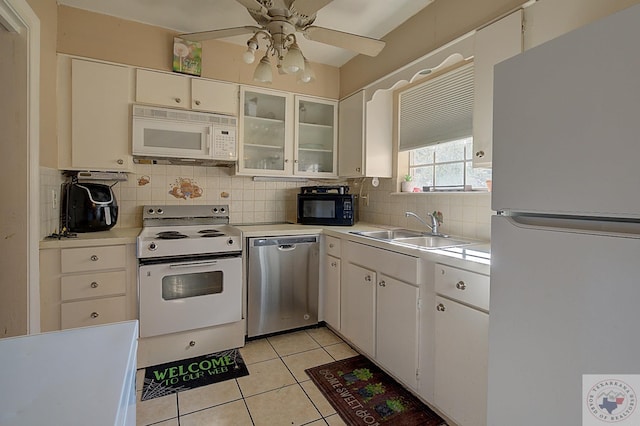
[430, 211, 444, 225]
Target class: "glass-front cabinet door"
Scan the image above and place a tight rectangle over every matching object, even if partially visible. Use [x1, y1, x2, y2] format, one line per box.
[238, 87, 293, 175]
[294, 96, 338, 177]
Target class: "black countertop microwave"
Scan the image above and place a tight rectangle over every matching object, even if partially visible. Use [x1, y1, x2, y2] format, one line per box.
[297, 186, 355, 226]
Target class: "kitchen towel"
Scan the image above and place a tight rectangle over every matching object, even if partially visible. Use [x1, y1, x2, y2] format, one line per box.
[306, 355, 447, 425]
[141, 348, 248, 401]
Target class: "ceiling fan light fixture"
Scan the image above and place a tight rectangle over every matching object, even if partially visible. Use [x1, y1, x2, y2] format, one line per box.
[242, 36, 260, 64]
[281, 41, 305, 74]
[253, 54, 273, 84]
[297, 58, 315, 83]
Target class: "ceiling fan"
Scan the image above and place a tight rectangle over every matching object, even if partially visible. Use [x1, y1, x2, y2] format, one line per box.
[179, 0, 386, 83]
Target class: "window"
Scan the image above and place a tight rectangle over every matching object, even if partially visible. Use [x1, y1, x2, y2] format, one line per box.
[409, 137, 491, 190]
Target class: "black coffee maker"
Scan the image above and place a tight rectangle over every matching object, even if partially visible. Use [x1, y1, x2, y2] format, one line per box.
[61, 182, 118, 232]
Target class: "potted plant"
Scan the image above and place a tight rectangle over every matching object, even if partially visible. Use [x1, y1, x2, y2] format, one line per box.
[401, 174, 415, 192]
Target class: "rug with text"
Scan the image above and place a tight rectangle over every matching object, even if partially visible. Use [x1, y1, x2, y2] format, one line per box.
[306, 355, 447, 426]
[142, 348, 249, 401]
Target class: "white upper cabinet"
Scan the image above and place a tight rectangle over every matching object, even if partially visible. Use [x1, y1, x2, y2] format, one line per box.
[294, 96, 337, 177]
[472, 9, 523, 168]
[238, 86, 337, 177]
[68, 58, 133, 172]
[136, 69, 238, 116]
[338, 90, 392, 178]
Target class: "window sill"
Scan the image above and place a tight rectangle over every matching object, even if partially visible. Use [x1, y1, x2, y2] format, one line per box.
[390, 190, 490, 195]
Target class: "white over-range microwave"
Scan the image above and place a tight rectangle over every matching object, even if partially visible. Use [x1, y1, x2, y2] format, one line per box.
[132, 104, 237, 161]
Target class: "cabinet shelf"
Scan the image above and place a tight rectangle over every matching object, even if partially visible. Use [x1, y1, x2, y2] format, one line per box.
[244, 143, 284, 150]
[299, 147, 333, 153]
[299, 122, 333, 129]
[244, 115, 285, 124]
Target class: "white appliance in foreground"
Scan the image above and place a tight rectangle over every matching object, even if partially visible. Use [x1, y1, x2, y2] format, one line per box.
[489, 4, 640, 426]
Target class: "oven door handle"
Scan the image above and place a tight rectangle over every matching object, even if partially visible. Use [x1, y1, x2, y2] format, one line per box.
[169, 260, 219, 269]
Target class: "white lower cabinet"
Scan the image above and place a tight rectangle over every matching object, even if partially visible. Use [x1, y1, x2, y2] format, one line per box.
[434, 263, 490, 426]
[341, 241, 420, 390]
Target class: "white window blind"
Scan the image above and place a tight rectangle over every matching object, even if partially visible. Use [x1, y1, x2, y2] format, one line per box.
[398, 62, 474, 152]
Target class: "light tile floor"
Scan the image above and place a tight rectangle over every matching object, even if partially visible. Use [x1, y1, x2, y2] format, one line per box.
[136, 327, 359, 426]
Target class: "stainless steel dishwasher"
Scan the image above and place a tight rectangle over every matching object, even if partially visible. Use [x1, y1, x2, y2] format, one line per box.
[247, 235, 319, 337]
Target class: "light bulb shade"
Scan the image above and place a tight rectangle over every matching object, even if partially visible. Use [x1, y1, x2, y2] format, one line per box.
[297, 59, 316, 83]
[242, 48, 256, 64]
[281, 42, 305, 74]
[253, 55, 273, 83]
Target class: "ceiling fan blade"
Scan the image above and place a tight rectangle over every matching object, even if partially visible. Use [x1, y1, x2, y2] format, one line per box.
[235, 0, 268, 15]
[303, 26, 386, 57]
[290, 0, 333, 17]
[180, 26, 261, 42]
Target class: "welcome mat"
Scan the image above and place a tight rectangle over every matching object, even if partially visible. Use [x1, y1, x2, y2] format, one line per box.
[142, 348, 249, 401]
[306, 355, 447, 426]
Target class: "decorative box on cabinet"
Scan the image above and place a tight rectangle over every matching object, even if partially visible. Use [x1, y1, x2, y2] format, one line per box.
[433, 263, 489, 426]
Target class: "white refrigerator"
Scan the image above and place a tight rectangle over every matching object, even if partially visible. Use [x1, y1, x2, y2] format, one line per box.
[488, 4, 640, 425]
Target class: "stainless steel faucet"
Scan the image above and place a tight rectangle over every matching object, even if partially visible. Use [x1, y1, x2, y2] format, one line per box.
[405, 211, 446, 237]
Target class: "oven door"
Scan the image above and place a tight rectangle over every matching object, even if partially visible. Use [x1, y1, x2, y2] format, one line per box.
[138, 255, 242, 338]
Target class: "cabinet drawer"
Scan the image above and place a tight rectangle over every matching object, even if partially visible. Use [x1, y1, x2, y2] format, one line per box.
[325, 236, 342, 257]
[435, 264, 489, 311]
[61, 245, 126, 273]
[61, 271, 126, 301]
[346, 241, 419, 284]
[61, 296, 127, 329]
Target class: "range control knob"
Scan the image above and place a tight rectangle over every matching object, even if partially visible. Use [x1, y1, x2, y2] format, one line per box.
[149, 242, 158, 251]
[157, 208, 164, 214]
[212, 208, 218, 213]
[220, 207, 226, 213]
[227, 238, 235, 246]
[147, 208, 155, 214]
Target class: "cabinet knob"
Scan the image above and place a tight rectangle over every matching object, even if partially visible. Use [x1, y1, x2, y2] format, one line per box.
[117, 159, 124, 165]
[90, 255, 99, 261]
[285, 159, 289, 163]
[364, 275, 372, 282]
[90, 312, 99, 319]
[331, 262, 337, 267]
[436, 303, 446, 312]
[194, 100, 201, 106]
[189, 341, 196, 347]
[475, 150, 485, 158]
[356, 167, 361, 172]
[90, 281, 99, 288]
[294, 159, 298, 163]
[175, 97, 181, 103]
[379, 280, 386, 287]
[329, 243, 335, 248]
[456, 280, 467, 290]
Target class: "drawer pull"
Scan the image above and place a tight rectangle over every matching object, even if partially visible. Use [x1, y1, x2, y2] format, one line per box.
[117, 159, 124, 165]
[436, 303, 446, 312]
[456, 280, 467, 290]
[329, 243, 335, 248]
[90, 282, 99, 288]
[189, 341, 196, 347]
[90, 312, 99, 319]
[331, 262, 337, 267]
[90, 255, 99, 262]
[364, 275, 372, 282]
[194, 100, 201, 105]
[379, 280, 386, 287]
[175, 97, 181, 103]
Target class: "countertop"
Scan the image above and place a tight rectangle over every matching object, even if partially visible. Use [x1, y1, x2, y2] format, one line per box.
[0, 320, 138, 426]
[39, 227, 141, 249]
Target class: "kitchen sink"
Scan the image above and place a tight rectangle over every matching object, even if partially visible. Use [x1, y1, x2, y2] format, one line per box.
[350, 229, 424, 240]
[392, 235, 472, 249]
[351, 229, 472, 249]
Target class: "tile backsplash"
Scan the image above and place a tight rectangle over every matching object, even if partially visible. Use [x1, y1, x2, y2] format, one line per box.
[40, 167, 492, 242]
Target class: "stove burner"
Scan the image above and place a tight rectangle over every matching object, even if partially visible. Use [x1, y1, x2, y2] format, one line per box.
[198, 229, 225, 238]
[156, 231, 188, 240]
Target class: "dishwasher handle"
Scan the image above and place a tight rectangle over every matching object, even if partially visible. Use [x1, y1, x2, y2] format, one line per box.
[277, 244, 296, 251]
[250, 235, 319, 247]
